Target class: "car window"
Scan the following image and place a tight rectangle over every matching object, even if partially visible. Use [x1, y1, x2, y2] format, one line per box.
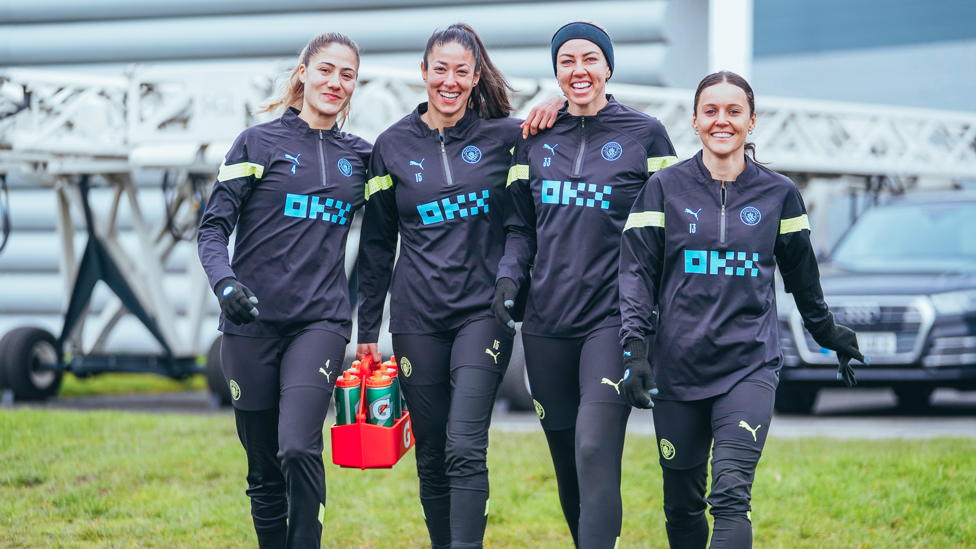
[832, 201, 976, 272]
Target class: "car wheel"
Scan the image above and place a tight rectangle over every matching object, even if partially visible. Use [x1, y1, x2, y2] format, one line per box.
[894, 387, 933, 411]
[0, 327, 63, 401]
[498, 332, 533, 411]
[774, 381, 818, 414]
[205, 335, 233, 407]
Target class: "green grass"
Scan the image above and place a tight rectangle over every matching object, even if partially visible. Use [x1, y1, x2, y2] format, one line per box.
[58, 373, 207, 398]
[1, 410, 974, 548]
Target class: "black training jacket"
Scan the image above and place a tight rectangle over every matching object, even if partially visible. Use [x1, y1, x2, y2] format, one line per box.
[498, 96, 677, 337]
[619, 151, 830, 400]
[356, 104, 522, 342]
[198, 107, 371, 339]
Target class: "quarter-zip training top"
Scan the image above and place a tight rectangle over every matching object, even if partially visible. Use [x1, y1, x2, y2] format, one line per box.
[498, 96, 677, 337]
[198, 107, 372, 339]
[357, 104, 523, 342]
[619, 151, 829, 401]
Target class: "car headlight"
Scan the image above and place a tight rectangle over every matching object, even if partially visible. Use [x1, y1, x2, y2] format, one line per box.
[930, 289, 976, 315]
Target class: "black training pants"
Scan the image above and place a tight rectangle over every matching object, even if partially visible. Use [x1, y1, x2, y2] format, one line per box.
[522, 325, 631, 549]
[392, 315, 512, 549]
[221, 329, 346, 549]
[653, 376, 777, 549]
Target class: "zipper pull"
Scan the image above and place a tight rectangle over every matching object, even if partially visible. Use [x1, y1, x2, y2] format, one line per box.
[319, 130, 323, 140]
[438, 134, 454, 186]
[720, 182, 727, 245]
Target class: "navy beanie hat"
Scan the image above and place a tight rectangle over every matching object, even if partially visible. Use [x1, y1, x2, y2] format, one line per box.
[550, 22, 614, 79]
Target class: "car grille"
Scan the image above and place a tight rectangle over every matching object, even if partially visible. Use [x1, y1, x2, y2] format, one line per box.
[779, 320, 801, 366]
[922, 335, 976, 367]
[789, 296, 935, 365]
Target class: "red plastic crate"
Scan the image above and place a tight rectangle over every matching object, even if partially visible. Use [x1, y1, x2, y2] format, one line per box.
[330, 360, 414, 469]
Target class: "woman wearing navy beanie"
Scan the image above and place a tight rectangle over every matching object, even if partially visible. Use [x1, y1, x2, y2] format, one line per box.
[494, 21, 678, 548]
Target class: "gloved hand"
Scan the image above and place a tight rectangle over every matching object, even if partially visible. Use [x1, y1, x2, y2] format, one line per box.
[621, 339, 657, 409]
[808, 312, 870, 387]
[491, 277, 518, 337]
[215, 277, 259, 326]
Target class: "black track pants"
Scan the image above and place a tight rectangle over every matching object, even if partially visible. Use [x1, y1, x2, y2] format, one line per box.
[222, 329, 346, 549]
[522, 326, 631, 549]
[653, 378, 776, 549]
[393, 316, 513, 549]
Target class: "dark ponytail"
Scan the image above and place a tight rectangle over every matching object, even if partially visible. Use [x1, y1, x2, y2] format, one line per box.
[693, 71, 763, 163]
[422, 23, 515, 119]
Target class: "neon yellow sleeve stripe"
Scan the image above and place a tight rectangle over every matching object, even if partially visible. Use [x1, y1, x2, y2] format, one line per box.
[780, 214, 811, 234]
[623, 211, 665, 231]
[507, 164, 529, 187]
[217, 161, 264, 182]
[509, 146, 515, 155]
[647, 156, 679, 172]
[365, 174, 393, 200]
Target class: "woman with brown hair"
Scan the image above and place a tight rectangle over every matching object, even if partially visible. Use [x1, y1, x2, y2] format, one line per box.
[198, 33, 372, 549]
[618, 71, 866, 549]
[356, 23, 562, 549]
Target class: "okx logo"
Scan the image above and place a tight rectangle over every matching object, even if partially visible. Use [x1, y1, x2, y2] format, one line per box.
[542, 180, 612, 210]
[284, 193, 352, 225]
[417, 190, 489, 225]
[685, 250, 760, 277]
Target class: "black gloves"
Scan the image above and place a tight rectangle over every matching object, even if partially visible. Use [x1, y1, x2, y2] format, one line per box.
[621, 339, 657, 409]
[808, 312, 869, 387]
[215, 277, 259, 326]
[491, 277, 518, 337]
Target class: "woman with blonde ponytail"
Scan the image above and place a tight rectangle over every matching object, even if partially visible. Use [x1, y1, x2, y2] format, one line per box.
[198, 32, 372, 549]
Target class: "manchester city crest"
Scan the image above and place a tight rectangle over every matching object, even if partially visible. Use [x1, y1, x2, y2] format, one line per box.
[601, 141, 623, 161]
[337, 158, 353, 177]
[740, 206, 761, 226]
[462, 145, 482, 164]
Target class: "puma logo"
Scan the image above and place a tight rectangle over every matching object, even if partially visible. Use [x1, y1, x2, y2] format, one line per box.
[409, 159, 425, 170]
[543, 143, 558, 155]
[684, 208, 701, 220]
[739, 420, 762, 442]
[485, 349, 500, 364]
[319, 360, 331, 382]
[285, 153, 301, 174]
[601, 377, 623, 394]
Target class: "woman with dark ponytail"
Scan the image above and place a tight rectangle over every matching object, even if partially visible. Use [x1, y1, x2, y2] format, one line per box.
[618, 71, 866, 549]
[356, 23, 561, 549]
[198, 33, 372, 548]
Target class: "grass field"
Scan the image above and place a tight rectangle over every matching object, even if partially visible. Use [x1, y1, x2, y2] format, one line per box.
[58, 373, 208, 398]
[1, 409, 974, 548]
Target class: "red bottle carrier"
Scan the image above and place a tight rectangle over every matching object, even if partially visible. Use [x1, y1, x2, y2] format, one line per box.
[331, 355, 415, 469]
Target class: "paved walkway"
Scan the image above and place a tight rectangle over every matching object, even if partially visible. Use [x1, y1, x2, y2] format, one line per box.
[6, 388, 975, 439]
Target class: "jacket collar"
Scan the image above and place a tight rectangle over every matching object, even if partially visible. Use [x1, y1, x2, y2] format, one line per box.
[409, 103, 482, 139]
[281, 107, 341, 137]
[691, 149, 759, 191]
[555, 94, 621, 124]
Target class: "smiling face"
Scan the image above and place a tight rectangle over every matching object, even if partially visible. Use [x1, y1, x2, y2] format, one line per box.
[423, 41, 480, 123]
[298, 43, 359, 127]
[556, 39, 610, 116]
[693, 81, 757, 159]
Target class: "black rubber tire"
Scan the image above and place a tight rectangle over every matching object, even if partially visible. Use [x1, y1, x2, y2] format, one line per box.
[0, 327, 63, 401]
[894, 387, 933, 411]
[498, 331, 534, 411]
[205, 335, 232, 407]
[773, 381, 818, 415]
